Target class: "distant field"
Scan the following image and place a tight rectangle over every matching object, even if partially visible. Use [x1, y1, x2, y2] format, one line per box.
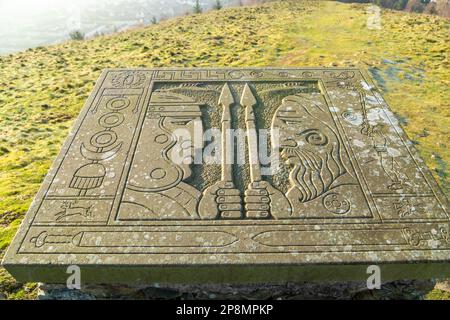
[0, 0, 448, 299]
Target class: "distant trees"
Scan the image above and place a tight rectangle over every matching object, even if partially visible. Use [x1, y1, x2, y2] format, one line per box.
[410, 2, 425, 12]
[340, 0, 409, 10]
[428, 5, 438, 14]
[214, 0, 223, 10]
[193, 0, 203, 14]
[69, 30, 85, 41]
[339, 0, 442, 16]
[392, 0, 409, 10]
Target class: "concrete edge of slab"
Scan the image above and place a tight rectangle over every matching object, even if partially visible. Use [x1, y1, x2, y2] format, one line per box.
[3, 261, 449, 284]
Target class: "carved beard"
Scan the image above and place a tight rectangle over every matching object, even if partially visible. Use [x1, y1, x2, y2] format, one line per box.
[282, 140, 346, 203]
[272, 94, 349, 204]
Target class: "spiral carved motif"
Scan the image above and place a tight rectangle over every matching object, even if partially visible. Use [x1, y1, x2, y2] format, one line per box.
[301, 129, 329, 146]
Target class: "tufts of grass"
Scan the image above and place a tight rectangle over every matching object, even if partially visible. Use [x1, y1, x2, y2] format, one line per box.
[426, 289, 450, 300]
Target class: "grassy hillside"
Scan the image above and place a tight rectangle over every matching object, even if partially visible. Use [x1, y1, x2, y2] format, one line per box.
[0, 0, 449, 299]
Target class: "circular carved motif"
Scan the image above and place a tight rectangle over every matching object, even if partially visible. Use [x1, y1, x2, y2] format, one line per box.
[342, 110, 357, 122]
[154, 134, 169, 144]
[324, 71, 355, 80]
[249, 70, 264, 78]
[150, 168, 166, 180]
[228, 70, 244, 79]
[99, 112, 124, 128]
[90, 130, 117, 148]
[323, 193, 351, 215]
[106, 97, 130, 111]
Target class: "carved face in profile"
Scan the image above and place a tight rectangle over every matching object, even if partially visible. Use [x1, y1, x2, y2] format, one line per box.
[162, 113, 204, 168]
[127, 92, 204, 192]
[271, 95, 346, 202]
[119, 92, 204, 220]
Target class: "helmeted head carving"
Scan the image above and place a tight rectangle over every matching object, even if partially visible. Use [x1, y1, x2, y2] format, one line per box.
[271, 94, 346, 202]
[149, 92, 204, 174]
[120, 91, 204, 220]
[127, 92, 204, 192]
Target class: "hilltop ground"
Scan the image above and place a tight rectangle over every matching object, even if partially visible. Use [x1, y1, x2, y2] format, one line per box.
[0, 0, 448, 299]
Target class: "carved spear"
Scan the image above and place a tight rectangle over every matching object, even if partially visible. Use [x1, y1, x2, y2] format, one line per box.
[198, 83, 242, 219]
[240, 84, 292, 219]
[241, 84, 262, 184]
[220, 83, 234, 184]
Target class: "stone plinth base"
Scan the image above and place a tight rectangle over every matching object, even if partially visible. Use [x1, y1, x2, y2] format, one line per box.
[37, 280, 441, 300]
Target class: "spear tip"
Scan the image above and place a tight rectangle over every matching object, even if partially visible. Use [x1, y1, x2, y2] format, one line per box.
[240, 83, 257, 107]
[219, 83, 234, 107]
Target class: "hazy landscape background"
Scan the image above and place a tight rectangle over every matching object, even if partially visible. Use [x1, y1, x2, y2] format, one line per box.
[1, 0, 448, 55]
[0, 0, 257, 55]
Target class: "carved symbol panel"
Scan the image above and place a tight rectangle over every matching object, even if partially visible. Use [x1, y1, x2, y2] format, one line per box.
[3, 69, 449, 283]
[113, 82, 371, 221]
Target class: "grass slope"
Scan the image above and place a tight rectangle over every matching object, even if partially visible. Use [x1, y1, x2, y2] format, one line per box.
[0, 0, 448, 299]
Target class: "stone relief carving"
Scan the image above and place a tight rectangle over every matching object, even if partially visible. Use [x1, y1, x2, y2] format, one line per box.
[241, 84, 292, 219]
[55, 201, 93, 221]
[271, 94, 367, 218]
[32, 70, 448, 225]
[272, 95, 348, 202]
[198, 83, 243, 219]
[118, 91, 204, 220]
[4, 70, 448, 283]
[114, 82, 371, 220]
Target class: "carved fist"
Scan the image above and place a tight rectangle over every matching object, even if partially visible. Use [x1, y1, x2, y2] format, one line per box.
[245, 181, 271, 219]
[245, 181, 293, 219]
[198, 181, 242, 220]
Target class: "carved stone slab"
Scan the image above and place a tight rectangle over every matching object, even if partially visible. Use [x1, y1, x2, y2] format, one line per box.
[2, 68, 449, 283]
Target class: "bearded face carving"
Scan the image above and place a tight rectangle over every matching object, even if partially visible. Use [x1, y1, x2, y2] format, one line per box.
[271, 95, 347, 204]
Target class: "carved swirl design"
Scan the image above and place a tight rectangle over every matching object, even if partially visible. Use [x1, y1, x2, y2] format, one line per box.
[300, 129, 329, 146]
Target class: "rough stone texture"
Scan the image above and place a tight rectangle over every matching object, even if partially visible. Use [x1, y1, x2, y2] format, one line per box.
[37, 280, 442, 300]
[2, 68, 449, 284]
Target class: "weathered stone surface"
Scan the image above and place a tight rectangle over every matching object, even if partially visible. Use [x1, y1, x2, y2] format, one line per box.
[37, 280, 438, 300]
[2, 68, 449, 284]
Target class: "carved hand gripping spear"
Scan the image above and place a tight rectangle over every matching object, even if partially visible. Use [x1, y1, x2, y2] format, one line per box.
[198, 83, 243, 219]
[241, 84, 292, 219]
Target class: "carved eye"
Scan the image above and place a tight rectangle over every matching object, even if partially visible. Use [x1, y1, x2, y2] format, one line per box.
[298, 129, 328, 146]
[170, 118, 193, 126]
[280, 138, 297, 148]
